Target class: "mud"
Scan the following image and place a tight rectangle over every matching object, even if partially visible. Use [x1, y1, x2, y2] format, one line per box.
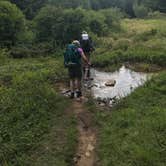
[73, 101, 96, 166]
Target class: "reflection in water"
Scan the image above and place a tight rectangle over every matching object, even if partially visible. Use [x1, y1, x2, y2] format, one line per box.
[91, 66, 151, 99]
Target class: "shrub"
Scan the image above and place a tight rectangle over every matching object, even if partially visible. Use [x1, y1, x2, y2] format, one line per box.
[113, 38, 132, 51]
[10, 43, 54, 58]
[0, 1, 25, 47]
[35, 6, 87, 45]
[0, 49, 9, 64]
[100, 8, 124, 31]
[35, 6, 119, 45]
[85, 10, 108, 36]
[147, 11, 164, 18]
[133, 3, 149, 18]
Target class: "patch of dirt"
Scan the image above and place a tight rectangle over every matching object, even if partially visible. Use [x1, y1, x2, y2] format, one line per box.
[57, 82, 97, 166]
[125, 62, 163, 72]
[72, 101, 97, 166]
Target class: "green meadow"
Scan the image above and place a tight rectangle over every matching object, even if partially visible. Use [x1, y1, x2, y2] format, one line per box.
[0, 1, 166, 165]
[0, 57, 77, 165]
[87, 16, 166, 166]
[92, 16, 166, 70]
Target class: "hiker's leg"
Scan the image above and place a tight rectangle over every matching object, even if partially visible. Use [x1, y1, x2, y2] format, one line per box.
[75, 78, 82, 98]
[82, 60, 86, 79]
[68, 67, 75, 98]
[70, 79, 75, 98]
[86, 52, 91, 78]
[75, 78, 81, 91]
[84, 66, 89, 80]
[70, 79, 75, 91]
[87, 66, 90, 78]
[75, 66, 82, 98]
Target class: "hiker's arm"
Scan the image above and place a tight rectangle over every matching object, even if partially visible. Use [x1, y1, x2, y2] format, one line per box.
[89, 37, 95, 52]
[81, 52, 91, 65]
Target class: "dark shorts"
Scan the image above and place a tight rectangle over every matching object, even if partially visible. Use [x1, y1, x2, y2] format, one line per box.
[68, 66, 82, 79]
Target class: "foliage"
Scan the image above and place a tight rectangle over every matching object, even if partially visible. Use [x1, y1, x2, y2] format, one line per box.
[100, 8, 124, 30]
[10, 43, 55, 58]
[0, 58, 76, 165]
[88, 71, 166, 166]
[0, 1, 25, 47]
[133, 3, 149, 18]
[35, 6, 120, 46]
[0, 49, 9, 64]
[92, 17, 166, 69]
[9, 0, 47, 19]
[35, 7, 89, 45]
[8, 0, 166, 20]
[84, 10, 107, 36]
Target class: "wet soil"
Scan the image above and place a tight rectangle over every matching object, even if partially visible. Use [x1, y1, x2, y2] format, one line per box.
[72, 101, 96, 166]
[58, 83, 97, 166]
[57, 65, 153, 165]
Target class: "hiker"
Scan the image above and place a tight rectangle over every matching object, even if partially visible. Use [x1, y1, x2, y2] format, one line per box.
[80, 31, 94, 80]
[64, 40, 90, 99]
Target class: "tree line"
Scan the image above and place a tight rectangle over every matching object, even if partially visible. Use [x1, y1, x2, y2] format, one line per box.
[0, 0, 165, 57]
[0, 1, 123, 51]
[8, 0, 166, 19]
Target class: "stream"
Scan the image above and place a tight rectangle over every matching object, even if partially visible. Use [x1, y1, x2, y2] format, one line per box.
[88, 65, 151, 105]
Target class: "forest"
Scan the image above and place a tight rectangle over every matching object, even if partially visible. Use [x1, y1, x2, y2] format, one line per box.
[0, 0, 166, 166]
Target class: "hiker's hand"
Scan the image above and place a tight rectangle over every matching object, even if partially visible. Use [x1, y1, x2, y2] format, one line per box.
[90, 47, 95, 52]
[88, 62, 91, 66]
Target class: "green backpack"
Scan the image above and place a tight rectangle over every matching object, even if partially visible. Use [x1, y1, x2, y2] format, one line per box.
[64, 44, 81, 68]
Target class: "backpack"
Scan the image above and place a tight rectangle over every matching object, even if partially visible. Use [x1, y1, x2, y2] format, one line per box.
[80, 34, 92, 52]
[64, 44, 81, 68]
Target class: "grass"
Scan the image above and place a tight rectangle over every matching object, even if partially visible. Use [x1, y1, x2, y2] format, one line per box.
[0, 57, 77, 166]
[0, 15, 166, 166]
[87, 71, 166, 166]
[121, 18, 166, 36]
[92, 16, 166, 71]
[89, 15, 166, 166]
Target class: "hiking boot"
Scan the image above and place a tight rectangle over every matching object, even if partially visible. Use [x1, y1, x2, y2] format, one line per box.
[83, 78, 89, 81]
[89, 77, 94, 81]
[70, 92, 75, 99]
[76, 91, 82, 98]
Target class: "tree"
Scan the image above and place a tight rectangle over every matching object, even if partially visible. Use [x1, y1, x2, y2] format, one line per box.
[0, 1, 25, 47]
[9, 0, 47, 19]
[35, 6, 87, 46]
[133, 3, 149, 18]
[85, 10, 107, 36]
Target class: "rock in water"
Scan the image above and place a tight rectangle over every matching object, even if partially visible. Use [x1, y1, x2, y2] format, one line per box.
[105, 80, 116, 87]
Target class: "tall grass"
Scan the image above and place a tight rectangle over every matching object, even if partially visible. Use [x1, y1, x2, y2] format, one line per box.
[0, 58, 77, 166]
[93, 16, 166, 70]
[87, 72, 166, 166]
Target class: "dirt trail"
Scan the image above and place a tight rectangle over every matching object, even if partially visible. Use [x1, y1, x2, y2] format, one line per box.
[58, 82, 97, 166]
[72, 100, 96, 166]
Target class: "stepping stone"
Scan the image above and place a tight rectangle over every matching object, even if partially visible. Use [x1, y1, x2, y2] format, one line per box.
[105, 80, 116, 87]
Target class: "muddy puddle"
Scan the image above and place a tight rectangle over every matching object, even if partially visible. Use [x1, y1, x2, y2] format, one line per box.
[89, 66, 151, 104]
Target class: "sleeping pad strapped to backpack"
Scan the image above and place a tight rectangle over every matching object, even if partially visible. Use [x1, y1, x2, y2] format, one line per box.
[64, 44, 81, 68]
